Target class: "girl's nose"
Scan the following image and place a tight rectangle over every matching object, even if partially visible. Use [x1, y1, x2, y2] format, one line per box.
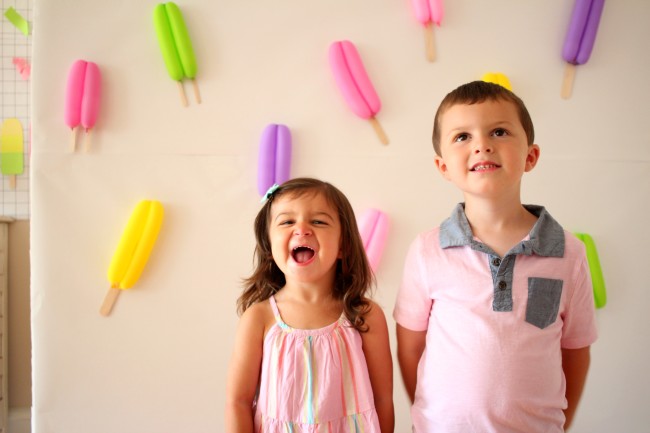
[293, 222, 312, 236]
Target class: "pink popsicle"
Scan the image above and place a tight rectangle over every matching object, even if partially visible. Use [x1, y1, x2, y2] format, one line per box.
[257, 124, 292, 197]
[560, 0, 605, 99]
[357, 208, 389, 272]
[328, 40, 388, 145]
[65, 60, 102, 151]
[411, 0, 444, 61]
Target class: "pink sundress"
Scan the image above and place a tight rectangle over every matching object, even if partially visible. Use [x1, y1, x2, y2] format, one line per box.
[253, 295, 381, 433]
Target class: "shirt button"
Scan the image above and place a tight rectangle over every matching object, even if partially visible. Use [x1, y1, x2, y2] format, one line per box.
[498, 280, 507, 290]
[492, 257, 501, 267]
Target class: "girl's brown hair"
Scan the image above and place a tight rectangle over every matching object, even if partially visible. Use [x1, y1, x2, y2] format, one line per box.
[238, 178, 374, 332]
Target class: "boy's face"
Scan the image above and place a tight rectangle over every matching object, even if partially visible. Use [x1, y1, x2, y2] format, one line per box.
[434, 99, 540, 201]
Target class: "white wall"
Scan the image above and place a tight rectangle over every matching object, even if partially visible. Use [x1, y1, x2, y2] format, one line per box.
[31, 1, 650, 432]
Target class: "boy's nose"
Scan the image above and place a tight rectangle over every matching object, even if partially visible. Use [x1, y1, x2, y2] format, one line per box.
[473, 138, 493, 154]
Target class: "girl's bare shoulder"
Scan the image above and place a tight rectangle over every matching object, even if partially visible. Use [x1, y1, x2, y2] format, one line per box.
[240, 298, 277, 336]
[364, 299, 389, 328]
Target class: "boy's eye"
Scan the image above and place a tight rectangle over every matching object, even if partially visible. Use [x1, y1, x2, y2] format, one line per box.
[493, 128, 508, 137]
[454, 133, 469, 142]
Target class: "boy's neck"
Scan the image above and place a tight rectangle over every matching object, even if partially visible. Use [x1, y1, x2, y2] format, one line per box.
[463, 196, 538, 257]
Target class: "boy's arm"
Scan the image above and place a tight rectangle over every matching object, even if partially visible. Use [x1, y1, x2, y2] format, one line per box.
[361, 302, 395, 433]
[562, 346, 591, 431]
[396, 324, 427, 403]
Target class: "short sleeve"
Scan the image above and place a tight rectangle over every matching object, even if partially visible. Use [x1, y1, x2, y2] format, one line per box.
[560, 240, 598, 349]
[394, 234, 434, 332]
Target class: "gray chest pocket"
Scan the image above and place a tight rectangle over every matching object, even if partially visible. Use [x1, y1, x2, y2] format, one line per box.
[526, 277, 563, 329]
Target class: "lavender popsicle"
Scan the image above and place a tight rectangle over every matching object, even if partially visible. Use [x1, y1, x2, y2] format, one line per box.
[561, 0, 606, 99]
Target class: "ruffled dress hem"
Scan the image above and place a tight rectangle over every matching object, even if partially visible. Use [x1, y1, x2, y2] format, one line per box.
[255, 407, 381, 433]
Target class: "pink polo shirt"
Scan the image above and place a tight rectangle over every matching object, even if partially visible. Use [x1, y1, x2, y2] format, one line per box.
[394, 204, 598, 433]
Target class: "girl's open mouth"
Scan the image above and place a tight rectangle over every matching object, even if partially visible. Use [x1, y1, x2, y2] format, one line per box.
[292, 246, 315, 264]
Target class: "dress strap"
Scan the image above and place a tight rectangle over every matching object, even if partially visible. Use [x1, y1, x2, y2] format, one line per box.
[269, 295, 281, 319]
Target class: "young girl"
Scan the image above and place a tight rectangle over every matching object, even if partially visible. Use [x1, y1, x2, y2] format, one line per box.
[226, 178, 394, 433]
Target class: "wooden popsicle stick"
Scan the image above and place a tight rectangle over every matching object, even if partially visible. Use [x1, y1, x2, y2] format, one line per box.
[424, 24, 436, 62]
[192, 79, 201, 104]
[369, 117, 389, 145]
[70, 127, 78, 152]
[177, 81, 188, 107]
[9, 175, 16, 190]
[561, 63, 577, 99]
[84, 129, 92, 153]
[100, 286, 121, 316]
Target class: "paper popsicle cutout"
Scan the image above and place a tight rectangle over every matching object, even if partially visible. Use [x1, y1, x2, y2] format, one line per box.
[101, 200, 165, 316]
[65, 60, 102, 152]
[0, 118, 24, 189]
[561, 0, 605, 99]
[329, 40, 388, 145]
[258, 124, 292, 197]
[154, 2, 200, 106]
[4, 7, 30, 36]
[575, 232, 607, 309]
[410, 0, 444, 62]
[357, 208, 389, 271]
[12, 57, 30, 80]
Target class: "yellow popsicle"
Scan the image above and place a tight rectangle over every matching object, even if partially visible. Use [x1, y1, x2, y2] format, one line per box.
[481, 72, 513, 91]
[100, 200, 164, 316]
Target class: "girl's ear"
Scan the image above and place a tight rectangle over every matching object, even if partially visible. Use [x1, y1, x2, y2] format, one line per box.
[434, 155, 451, 180]
[525, 144, 541, 172]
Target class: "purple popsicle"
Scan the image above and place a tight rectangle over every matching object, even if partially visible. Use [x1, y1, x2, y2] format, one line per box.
[562, 0, 605, 65]
[560, 0, 605, 98]
[257, 124, 292, 197]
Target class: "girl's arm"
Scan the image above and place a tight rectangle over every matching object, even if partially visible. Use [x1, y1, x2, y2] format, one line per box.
[562, 346, 591, 431]
[396, 324, 426, 403]
[225, 303, 268, 433]
[361, 301, 395, 433]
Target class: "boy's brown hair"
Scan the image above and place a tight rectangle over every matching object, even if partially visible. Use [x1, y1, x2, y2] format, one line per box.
[432, 81, 535, 156]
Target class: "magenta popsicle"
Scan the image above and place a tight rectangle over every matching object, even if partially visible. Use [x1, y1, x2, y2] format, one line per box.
[357, 208, 389, 271]
[410, 0, 444, 61]
[257, 124, 292, 197]
[65, 60, 101, 151]
[560, 0, 605, 99]
[328, 40, 388, 145]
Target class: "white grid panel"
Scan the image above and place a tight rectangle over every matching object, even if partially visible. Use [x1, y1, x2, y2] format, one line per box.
[0, 0, 31, 220]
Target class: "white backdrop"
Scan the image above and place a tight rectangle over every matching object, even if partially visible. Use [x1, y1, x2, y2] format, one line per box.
[31, 1, 650, 432]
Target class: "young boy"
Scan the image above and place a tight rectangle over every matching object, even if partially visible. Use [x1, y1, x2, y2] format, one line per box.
[394, 81, 597, 433]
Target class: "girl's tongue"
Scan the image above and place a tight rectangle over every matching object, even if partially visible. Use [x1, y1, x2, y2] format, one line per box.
[292, 246, 315, 263]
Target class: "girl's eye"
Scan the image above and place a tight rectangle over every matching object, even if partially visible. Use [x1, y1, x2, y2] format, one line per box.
[454, 133, 469, 142]
[312, 220, 327, 225]
[493, 128, 508, 137]
[279, 220, 294, 226]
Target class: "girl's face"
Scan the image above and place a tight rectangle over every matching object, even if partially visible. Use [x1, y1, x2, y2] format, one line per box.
[268, 191, 342, 288]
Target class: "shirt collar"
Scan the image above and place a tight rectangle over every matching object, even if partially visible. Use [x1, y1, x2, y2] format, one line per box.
[439, 203, 565, 257]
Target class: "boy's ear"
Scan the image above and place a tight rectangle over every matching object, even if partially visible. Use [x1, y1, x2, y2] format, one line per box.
[525, 144, 541, 172]
[434, 155, 451, 180]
